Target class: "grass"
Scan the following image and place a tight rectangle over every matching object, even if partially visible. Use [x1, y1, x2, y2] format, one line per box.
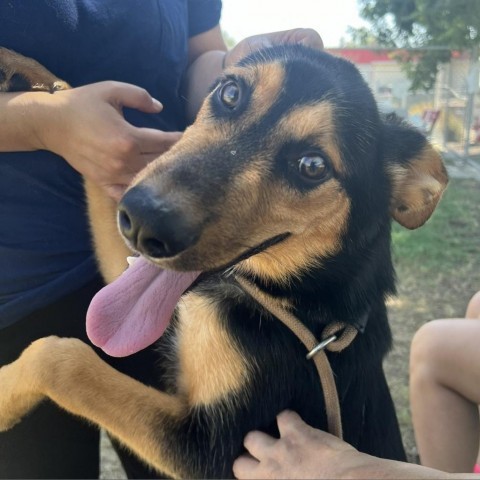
[384, 176, 480, 462]
[392, 177, 480, 274]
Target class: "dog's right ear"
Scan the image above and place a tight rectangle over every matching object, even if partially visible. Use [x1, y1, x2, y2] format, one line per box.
[382, 115, 448, 229]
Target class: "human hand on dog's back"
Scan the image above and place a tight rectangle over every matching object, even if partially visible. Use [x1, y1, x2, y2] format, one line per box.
[233, 411, 475, 480]
[0, 81, 182, 201]
[233, 410, 363, 479]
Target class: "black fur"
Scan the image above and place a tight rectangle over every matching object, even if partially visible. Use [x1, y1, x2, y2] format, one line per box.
[140, 46, 410, 478]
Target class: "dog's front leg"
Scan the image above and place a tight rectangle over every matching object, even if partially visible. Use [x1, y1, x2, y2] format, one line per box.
[0, 336, 187, 478]
[0, 340, 47, 431]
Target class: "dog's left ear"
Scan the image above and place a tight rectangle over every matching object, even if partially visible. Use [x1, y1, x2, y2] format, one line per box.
[383, 115, 448, 229]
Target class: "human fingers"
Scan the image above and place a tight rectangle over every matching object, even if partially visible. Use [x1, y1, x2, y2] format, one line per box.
[104, 184, 129, 203]
[96, 129, 182, 181]
[101, 131, 183, 193]
[224, 35, 270, 67]
[135, 129, 182, 155]
[276, 409, 310, 438]
[243, 430, 277, 460]
[266, 28, 324, 50]
[103, 81, 164, 114]
[225, 29, 323, 67]
[277, 410, 357, 457]
[232, 454, 261, 479]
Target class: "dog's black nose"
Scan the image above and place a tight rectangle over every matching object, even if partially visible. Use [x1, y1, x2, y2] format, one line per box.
[118, 186, 198, 259]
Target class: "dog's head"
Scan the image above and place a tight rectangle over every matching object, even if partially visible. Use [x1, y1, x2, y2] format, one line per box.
[118, 45, 448, 284]
[88, 45, 449, 356]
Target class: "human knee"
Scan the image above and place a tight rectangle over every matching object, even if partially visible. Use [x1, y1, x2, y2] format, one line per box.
[409, 320, 448, 383]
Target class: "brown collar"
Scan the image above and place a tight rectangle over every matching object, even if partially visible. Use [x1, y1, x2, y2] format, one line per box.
[236, 276, 358, 439]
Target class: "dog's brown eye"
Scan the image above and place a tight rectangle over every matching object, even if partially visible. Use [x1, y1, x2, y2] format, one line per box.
[298, 156, 329, 181]
[219, 81, 240, 108]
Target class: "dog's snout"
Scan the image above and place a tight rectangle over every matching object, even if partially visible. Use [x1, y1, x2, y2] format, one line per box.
[118, 186, 198, 259]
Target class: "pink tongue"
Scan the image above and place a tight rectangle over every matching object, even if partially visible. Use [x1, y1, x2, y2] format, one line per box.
[86, 257, 200, 357]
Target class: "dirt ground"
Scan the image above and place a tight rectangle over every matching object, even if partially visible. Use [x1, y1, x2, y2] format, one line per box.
[100, 430, 126, 479]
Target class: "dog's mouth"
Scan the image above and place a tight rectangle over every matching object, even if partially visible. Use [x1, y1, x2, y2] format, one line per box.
[86, 232, 290, 358]
[211, 232, 291, 273]
[143, 231, 291, 272]
[232, 232, 291, 265]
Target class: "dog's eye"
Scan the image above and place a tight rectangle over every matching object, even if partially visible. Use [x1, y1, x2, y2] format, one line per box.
[298, 155, 329, 181]
[219, 81, 240, 109]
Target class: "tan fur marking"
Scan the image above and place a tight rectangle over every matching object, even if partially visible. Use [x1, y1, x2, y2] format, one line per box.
[236, 179, 351, 283]
[84, 180, 130, 282]
[276, 102, 345, 174]
[0, 337, 187, 478]
[149, 155, 274, 272]
[388, 144, 448, 229]
[176, 292, 250, 406]
[227, 62, 285, 123]
[139, 61, 284, 160]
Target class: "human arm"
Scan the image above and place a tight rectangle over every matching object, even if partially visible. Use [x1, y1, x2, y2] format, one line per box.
[0, 27, 227, 198]
[233, 410, 478, 479]
[0, 82, 182, 200]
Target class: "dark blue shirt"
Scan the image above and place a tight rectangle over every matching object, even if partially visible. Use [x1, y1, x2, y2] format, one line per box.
[0, 0, 222, 328]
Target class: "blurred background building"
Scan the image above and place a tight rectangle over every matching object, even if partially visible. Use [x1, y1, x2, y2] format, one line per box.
[329, 47, 479, 160]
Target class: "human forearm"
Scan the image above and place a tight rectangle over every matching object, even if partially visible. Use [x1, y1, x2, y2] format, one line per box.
[349, 455, 479, 479]
[0, 91, 50, 152]
[234, 411, 479, 480]
[183, 49, 225, 122]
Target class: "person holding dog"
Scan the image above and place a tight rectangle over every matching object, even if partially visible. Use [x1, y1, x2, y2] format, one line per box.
[0, 1, 322, 478]
[234, 290, 480, 479]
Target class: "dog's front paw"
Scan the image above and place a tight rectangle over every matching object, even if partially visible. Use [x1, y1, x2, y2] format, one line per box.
[0, 338, 54, 431]
[0, 362, 43, 431]
[0, 47, 69, 93]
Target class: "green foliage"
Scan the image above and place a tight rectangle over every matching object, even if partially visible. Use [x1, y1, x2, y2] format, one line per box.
[353, 0, 480, 90]
[343, 26, 380, 46]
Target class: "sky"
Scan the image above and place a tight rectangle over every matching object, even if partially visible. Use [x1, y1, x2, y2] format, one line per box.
[220, 0, 368, 48]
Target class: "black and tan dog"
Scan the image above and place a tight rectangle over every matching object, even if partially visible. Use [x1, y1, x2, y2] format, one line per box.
[0, 45, 447, 478]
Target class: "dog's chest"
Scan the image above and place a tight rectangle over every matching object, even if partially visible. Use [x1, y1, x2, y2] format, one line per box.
[171, 291, 251, 408]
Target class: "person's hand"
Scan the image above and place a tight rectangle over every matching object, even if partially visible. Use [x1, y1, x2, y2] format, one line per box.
[233, 411, 455, 479]
[224, 28, 323, 68]
[33, 81, 182, 200]
[233, 410, 363, 479]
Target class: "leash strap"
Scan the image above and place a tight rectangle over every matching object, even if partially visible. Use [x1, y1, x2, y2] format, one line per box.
[236, 276, 358, 439]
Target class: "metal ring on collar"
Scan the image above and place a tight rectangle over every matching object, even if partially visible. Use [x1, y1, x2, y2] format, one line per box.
[306, 334, 337, 360]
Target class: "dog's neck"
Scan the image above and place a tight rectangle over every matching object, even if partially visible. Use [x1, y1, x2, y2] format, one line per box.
[234, 273, 362, 331]
[235, 274, 359, 439]
[234, 238, 394, 337]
